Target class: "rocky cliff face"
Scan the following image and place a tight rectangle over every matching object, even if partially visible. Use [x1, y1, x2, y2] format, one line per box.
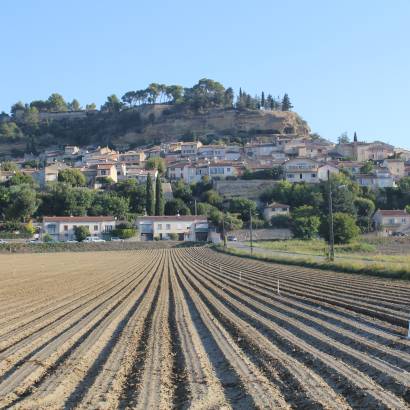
[117, 106, 310, 145]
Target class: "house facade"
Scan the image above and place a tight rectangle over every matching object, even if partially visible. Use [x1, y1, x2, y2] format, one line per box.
[263, 202, 290, 221]
[136, 215, 209, 241]
[373, 210, 410, 236]
[284, 158, 338, 183]
[42, 216, 116, 241]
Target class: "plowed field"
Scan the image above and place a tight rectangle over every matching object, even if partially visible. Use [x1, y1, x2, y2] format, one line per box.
[0, 248, 409, 409]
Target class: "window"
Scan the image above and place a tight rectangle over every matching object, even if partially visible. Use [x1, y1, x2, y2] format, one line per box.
[288, 174, 294, 178]
[64, 225, 68, 231]
[166, 224, 171, 230]
[227, 168, 231, 172]
[100, 170, 107, 176]
[47, 224, 56, 234]
[300, 173, 303, 179]
[94, 225, 98, 231]
[158, 224, 163, 230]
[402, 218, 407, 223]
[311, 173, 317, 178]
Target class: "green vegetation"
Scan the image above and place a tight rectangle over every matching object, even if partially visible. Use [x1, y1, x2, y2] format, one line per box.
[74, 226, 90, 242]
[1, 79, 293, 152]
[155, 176, 164, 216]
[215, 245, 410, 281]
[57, 169, 86, 186]
[145, 174, 155, 216]
[112, 222, 137, 239]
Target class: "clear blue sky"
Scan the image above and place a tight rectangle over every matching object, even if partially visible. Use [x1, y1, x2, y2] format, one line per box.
[1, 0, 409, 147]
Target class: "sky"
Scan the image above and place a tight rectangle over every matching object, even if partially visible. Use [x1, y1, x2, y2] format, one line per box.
[1, 0, 409, 147]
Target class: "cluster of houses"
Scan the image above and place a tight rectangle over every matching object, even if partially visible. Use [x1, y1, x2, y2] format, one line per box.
[2, 133, 410, 239]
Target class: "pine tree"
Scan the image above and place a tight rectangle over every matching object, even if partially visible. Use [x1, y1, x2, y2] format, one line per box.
[266, 94, 274, 110]
[145, 174, 155, 216]
[353, 131, 358, 142]
[261, 91, 265, 108]
[281, 93, 293, 111]
[155, 176, 164, 216]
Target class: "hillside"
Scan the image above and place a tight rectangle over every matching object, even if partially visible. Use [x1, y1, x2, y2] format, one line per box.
[0, 106, 310, 156]
[115, 105, 310, 146]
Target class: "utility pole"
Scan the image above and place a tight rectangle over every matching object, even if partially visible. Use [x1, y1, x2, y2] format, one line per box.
[327, 169, 335, 261]
[222, 215, 227, 249]
[249, 208, 253, 256]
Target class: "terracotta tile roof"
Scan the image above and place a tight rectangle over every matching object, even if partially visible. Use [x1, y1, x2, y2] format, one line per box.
[137, 215, 207, 222]
[43, 216, 115, 222]
[376, 210, 409, 217]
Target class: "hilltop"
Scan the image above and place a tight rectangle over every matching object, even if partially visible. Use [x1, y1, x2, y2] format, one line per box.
[0, 79, 310, 156]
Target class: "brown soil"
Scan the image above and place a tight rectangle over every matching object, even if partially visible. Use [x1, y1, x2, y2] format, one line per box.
[0, 248, 409, 409]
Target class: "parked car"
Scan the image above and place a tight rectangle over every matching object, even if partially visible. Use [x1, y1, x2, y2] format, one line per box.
[0, 239, 8, 244]
[66, 240, 78, 243]
[110, 237, 124, 242]
[83, 237, 106, 243]
[227, 235, 238, 242]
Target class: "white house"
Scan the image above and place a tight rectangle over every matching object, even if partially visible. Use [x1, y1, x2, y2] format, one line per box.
[136, 215, 209, 241]
[284, 158, 338, 183]
[263, 202, 290, 221]
[355, 170, 396, 189]
[42, 216, 116, 241]
[181, 141, 202, 157]
[373, 210, 410, 236]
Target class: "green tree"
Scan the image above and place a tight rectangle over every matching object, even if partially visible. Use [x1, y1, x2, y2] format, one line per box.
[6, 172, 36, 187]
[354, 197, 375, 232]
[68, 99, 81, 111]
[145, 157, 165, 174]
[58, 169, 86, 187]
[0, 122, 23, 141]
[338, 132, 350, 144]
[10, 101, 25, 117]
[224, 87, 234, 107]
[47, 93, 68, 112]
[0, 161, 18, 172]
[101, 94, 122, 112]
[145, 174, 155, 215]
[320, 212, 360, 244]
[164, 198, 191, 215]
[360, 161, 374, 174]
[166, 85, 184, 103]
[201, 189, 223, 209]
[261, 91, 265, 108]
[89, 192, 129, 219]
[228, 198, 257, 221]
[5, 185, 39, 222]
[74, 225, 90, 242]
[291, 206, 320, 239]
[86, 103, 97, 110]
[281, 93, 293, 111]
[155, 177, 164, 216]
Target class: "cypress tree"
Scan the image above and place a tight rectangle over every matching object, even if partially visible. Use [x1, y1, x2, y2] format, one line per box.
[281, 93, 293, 111]
[145, 174, 155, 215]
[261, 91, 265, 108]
[155, 176, 164, 215]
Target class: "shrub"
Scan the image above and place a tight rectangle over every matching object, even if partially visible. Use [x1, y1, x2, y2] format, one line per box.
[22, 221, 36, 235]
[270, 214, 292, 229]
[42, 233, 54, 242]
[74, 226, 90, 242]
[320, 212, 360, 244]
[112, 227, 136, 239]
[169, 233, 178, 240]
[292, 216, 321, 240]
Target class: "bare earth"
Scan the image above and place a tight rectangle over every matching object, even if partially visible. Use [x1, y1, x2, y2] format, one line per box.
[0, 248, 409, 409]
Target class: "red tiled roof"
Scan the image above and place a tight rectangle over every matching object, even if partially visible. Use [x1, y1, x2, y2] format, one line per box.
[137, 215, 207, 222]
[43, 216, 115, 222]
[376, 210, 409, 217]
